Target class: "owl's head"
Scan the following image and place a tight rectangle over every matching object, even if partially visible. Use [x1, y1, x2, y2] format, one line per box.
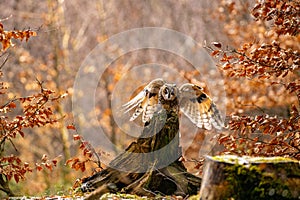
[159, 84, 178, 101]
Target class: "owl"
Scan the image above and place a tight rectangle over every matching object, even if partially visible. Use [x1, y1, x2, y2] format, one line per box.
[122, 78, 223, 130]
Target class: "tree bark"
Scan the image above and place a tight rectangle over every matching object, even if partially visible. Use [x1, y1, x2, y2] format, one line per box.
[0, 174, 14, 197]
[81, 110, 201, 199]
[199, 155, 300, 200]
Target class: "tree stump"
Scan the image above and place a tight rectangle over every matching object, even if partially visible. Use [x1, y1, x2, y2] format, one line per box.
[199, 155, 300, 200]
[81, 109, 201, 199]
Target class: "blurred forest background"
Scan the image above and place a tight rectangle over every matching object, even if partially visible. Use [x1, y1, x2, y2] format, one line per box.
[0, 0, 299, 197]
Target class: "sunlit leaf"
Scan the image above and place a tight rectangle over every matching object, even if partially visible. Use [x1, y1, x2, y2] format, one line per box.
[67, 124, 76, 130]
[73, 134, 81, 140]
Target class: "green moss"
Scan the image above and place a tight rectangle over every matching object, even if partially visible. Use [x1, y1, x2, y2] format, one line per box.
[100, 193, 147, 199]
[211, 155, 298, 164]
[188, 194, 200, 200]
[100, 193, 194, 200]
[211, 155, 300, 200]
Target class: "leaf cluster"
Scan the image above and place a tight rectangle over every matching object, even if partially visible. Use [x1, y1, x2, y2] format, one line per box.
[209, 41, 299, 80]
[220, 105, 299, 159]
[66, 126, 102, 173]
[252, 0, 299, 36]
[209, 0, 300, 160]
[0, 23, 37, 51]
[0, 22, 66, 195]
[0, 78, 67, 188]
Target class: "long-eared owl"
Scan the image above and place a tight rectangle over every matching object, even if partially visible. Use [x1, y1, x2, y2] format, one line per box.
[122, 78, 223, 130]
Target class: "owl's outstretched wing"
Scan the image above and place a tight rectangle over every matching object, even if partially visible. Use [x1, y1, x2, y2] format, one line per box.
[122, 78, 165, 123]
[179, 83, 223, 130]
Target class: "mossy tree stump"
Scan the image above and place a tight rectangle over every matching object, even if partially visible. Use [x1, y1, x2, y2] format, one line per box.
[81, 109, 201, 199]
[200, 155, 300, 200]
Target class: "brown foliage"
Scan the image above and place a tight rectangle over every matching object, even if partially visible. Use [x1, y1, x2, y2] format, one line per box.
[252, 0, 299, 36]
[0, 23, 36, 51]
[66, 126, 102, 173]
[210, 41, 299, 79]
[208, 0, 300, 160]
[0, 22, 66, 195]
[0, 0, 299, 197]
[221, 106, 299, 159]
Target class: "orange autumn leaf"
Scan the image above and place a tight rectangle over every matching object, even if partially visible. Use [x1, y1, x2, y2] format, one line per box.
[67, 124, 76, 130]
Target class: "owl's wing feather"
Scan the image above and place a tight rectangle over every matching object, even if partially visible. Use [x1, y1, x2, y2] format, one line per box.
[122, 90, 146, 114]
[179, 83, 223, 130]
[122, 79, 165, 123]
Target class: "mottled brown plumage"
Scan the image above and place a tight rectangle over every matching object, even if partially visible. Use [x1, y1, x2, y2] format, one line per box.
[123, 78, 223, 130]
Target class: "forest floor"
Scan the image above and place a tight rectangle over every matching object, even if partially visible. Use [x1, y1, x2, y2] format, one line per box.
[8, 193, 200, 200]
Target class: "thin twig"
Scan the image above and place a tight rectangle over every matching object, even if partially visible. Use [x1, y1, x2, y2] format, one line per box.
[0, 15, 12, 22]
[8, 138, 18, 152]
[241, 104, 265, 114]
[73, 125, 102, 169]
[0, 53, 9, 70]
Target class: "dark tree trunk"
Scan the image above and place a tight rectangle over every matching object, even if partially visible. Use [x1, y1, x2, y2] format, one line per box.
[81, 110, 201, 199]
[0, 174, 15, 197]
[199, 155, 300, 200]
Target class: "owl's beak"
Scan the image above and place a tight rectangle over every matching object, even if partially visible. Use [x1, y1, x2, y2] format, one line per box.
[167, 93, 171, 99]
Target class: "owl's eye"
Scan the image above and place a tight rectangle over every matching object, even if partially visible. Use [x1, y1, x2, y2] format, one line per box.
[164, 87, 169, 94]
[170, 89, 175, 96]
